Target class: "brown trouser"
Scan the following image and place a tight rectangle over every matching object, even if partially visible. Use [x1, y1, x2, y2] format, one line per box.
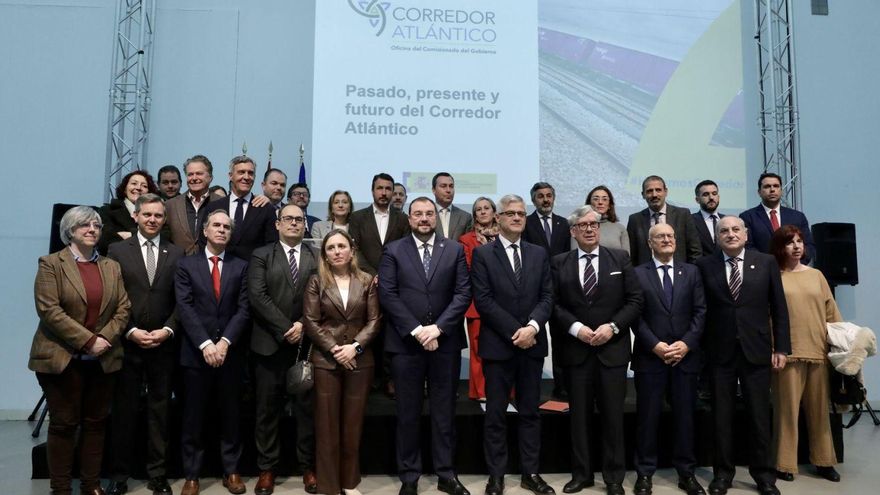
[772, 360, 837, 473]
[314, 366, 372, 494]
[37, 359, 115, 494]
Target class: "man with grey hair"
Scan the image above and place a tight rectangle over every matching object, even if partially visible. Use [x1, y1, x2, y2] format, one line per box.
[695, 215, 789, 495]
[177, 209, 251, 495]
[106, 193, 184, 495]
[523, 181, 571, 399]
[201, 155, 279, 260]
[551, 205, 642, 495]
[472, 194, 555, 495]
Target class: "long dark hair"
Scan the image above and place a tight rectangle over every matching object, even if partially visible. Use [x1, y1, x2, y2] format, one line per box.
[585, 185, 618, 223]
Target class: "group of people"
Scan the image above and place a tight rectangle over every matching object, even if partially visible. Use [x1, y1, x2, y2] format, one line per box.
[28, 152, 843, 495]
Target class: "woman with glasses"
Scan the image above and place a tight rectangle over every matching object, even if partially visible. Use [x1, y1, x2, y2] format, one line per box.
[312, 190, 354, 239]
[29, 206, 131, 495]
[458, 197, 500, 401]
[585, 185, 629, 253]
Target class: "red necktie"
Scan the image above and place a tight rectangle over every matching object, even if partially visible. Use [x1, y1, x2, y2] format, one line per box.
[210, 256, 221, 300]
[770, 209, 780, 231]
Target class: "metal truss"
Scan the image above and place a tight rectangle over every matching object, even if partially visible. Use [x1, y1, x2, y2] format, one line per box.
[103, 0, 156, 202]
[754, 0, 801, 208]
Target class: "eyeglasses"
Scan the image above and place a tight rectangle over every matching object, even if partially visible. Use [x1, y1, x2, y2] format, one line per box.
[572, 221, 600, 232]
[279, 215, 305, 225]
[650, 233, 675, 240]
[290, 191, 310, 197]
[498, 211, 526, 218]
[76, 221, 103, 230]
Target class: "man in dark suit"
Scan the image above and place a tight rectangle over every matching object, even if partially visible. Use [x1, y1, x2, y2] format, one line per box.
[523, 181, 572, 399]
[200, 155, 278, 261]
[287, 183, 321, 235]
[348, 172, 410, 396]
[550, 206, 642, 495]
[166, 155, 222, 255]
[695, 216, 790, 495]
[432, 172, 473, 241]
[692, 180, 725, 257]
[176, 210, 251, 495]
[249, 204, 319, 495]
[632, 223, 706, 495]
[739, 172, 816, 263]
[378, 197, 472, 495]
[106, 194, 184, 495]
[471, 194, 555, 495]
[627, 175, 702, 265]
[261, 168, 288, 211]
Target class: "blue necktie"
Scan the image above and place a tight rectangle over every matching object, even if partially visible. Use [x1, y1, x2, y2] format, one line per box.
[661, 265, 673, 307]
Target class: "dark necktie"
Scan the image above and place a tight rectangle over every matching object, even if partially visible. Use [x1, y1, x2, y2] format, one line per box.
[210, 255, 221, 301]
[145, 240, 156, 285]
[770, 209, 780, 231]
[728, 257, 742, 301]
[288, 248, 299, 284]
[710, 214, 718, 243]
[234, 197, 246, 227]
[660, 265, 673, 307]
[652, 211, 662, 226]
[542, 216, 552, 246]
[511, 244, 522, 284]
[422, 243, 432, 275]
[582, 253, 597, 299]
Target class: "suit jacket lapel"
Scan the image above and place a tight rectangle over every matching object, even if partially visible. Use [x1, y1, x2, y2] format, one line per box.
[754, 206, 773, 235]
[644, 263, 671, 312]
[344, 275, 364, 318]
[403, 236, 429, 283]
[97, 257, 115, 315]
[710, 253, 734, 303]
[59, 249, 88, 304]
[154, 239, 172, 284]
[325, 281, 347, 316]
[426, 238, 448, 284]
[272, 243, 296, 290]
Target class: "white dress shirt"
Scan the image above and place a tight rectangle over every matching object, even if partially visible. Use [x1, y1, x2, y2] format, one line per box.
[228, 192, 254, 220]
[568, 246, 600, 337]
[700, 209, 719, 241]
[723, 249, 746, 282]
[653, 257, 675, 287]
[373, 205, 390, 244]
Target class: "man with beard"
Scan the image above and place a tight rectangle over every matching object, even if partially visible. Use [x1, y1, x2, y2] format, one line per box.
[692, 180, 725, 256]
[627, 175, 701, 266]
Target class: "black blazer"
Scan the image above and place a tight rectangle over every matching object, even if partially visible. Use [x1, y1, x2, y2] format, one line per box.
[550, 246, 643, 367]
[627, 204, 702, 265]
[695, 250, 791, 366]
[631, 261, 705, 373]
[692, 211, 725, 257]
[347, 205, 410, 274]
[107, 236, 184, 355]
[200, 196, 279, 261]
[471, 238, 553, 361]
[175, 252, 251, 368]
[524, 211, 572, 257]
[247, 241, 318, 357]
[378, 235, 471, 354]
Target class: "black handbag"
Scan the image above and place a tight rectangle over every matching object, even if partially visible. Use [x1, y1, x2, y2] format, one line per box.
[286, 341, 314, 394]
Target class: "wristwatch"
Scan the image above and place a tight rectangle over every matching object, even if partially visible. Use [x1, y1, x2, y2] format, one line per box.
[609, 322, 620, 335]
[353, 341, 364, 355]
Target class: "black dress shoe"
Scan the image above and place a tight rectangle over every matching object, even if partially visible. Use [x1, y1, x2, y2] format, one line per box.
[485, 476, 504, 495]
[775, 470, 794, 482]
[677, 476, 706, 495]
[439, 476, 471, 495]
[106, 480, 128, 495]
[815, 466, 841, 482]
[147, 477, 173, 495]
[400, 481, 418, 495]
[562, 478, 594, 494]
[604, 482, 624, 495]
[707, 478, 730, 495]
[521, 474, 555, 495]
[755, 482, 780, 495]
[634, 475, 652, 495]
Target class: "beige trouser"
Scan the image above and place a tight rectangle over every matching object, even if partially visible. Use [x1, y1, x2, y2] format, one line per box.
[772, 360, 837, 473]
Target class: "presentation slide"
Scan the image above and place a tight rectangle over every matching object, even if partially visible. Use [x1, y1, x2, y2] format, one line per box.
[312, 0, 538, 205]
[312, 0, 746, 212]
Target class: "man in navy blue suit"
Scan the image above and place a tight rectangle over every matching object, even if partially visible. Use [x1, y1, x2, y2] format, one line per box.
[472, 194, 555, 495]
[739, 172, 815, 262]
[378, 197, 472, 495]
[176, 210, 251, 495]
[692, 180, 724, 257]
[632, 223, 706, 495]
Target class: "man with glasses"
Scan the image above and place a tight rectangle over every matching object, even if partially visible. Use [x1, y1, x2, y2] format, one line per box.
[550, 205, 642, 495]
[287, 183, 321, 236]
[248, 204, 319, 495]
[471, 194, 555, 495]
[631, 223, 706, 495]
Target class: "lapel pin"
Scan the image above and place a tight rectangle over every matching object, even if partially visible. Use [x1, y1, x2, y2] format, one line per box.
[162, 249, 168, 254]
[678, 271, 682, 276]
[750, 265, 755, 269]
